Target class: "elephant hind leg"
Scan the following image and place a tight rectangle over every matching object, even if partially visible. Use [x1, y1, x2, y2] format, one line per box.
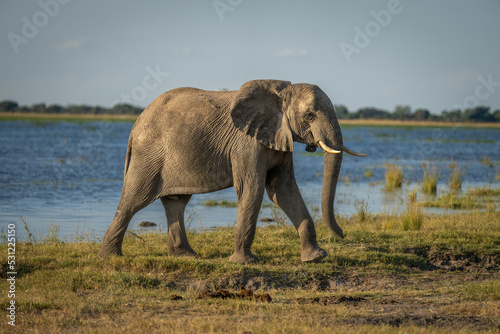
[98, 205, 135, 258]
[161, 195, 198, 257]
[98, 169, 162, 258]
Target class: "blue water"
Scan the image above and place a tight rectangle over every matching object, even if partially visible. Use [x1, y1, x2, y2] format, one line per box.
[1, 120, 499, 240]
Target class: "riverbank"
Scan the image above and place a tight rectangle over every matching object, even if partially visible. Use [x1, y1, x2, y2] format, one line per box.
[339, 118, 500, 128]
[1, 210, 498, 333]
[2, 112, 500, 128]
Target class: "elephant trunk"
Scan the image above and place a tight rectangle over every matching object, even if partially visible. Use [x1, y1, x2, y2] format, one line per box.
[322, 151, 344, 238]
[312, 113, 365, 238]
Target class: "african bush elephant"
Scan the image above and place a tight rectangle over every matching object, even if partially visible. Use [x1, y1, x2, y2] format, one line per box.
[98, 79, 366, 263]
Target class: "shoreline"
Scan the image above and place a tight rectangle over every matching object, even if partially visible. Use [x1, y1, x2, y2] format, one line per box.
[1, 112, 500, 128]
[338, 118, 500, 128]
[0, 112, 138, 122]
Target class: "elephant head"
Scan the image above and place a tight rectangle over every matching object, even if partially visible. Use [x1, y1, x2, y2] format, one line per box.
[231, 79, 366, 238]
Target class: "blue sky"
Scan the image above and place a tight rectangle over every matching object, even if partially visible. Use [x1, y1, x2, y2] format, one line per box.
[1, 0, 499, 114]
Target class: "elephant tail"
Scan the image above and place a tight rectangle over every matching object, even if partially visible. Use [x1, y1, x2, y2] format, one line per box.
[124, 133, 133, 177]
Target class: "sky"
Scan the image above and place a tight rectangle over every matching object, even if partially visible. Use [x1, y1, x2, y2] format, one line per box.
[1, 0, 499, 114]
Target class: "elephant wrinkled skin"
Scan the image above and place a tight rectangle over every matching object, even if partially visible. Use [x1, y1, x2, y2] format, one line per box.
[98, 79, 366, 263]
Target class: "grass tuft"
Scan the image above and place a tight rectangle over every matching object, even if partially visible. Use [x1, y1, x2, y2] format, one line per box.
[421, 193, 483, 210]
[355, 199, 371, 222]
[467, 187, 500, 197]
[270, 204, 289, 227]
[384, 163, 403, 191]
[449, 164, 465, 193]
[421, 186, 500, 210]
[421, 163, 439, 195]
[481, 156, 493, 168]
[44, 221, 61, 243]
[408, 189, 418, 204]
[364, 169, 373, 178]
[344, 175, 350, 186]
[202, 199, 238, 207]
[402, 201, 423, 231]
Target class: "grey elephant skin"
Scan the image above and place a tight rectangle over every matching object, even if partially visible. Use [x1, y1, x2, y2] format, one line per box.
[98, 79, 366, 264]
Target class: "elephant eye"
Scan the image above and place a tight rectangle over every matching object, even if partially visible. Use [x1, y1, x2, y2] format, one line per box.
[305, 112, 315, 122]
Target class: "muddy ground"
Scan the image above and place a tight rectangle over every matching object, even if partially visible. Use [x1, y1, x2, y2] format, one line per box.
[169, 252, 499, 332]
[169, 272, 499, 331]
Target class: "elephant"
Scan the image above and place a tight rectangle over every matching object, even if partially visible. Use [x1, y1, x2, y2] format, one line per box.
[98, 79, 366, 263]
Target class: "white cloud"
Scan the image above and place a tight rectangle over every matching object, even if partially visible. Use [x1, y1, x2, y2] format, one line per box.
[56, 38, 85, 51]
[276, 48, 308, 58]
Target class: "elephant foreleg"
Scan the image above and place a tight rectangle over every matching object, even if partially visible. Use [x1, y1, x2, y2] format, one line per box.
[229, 176, 266, 264]
[265, 164, 328, 262]
[161, 195, 198, 257]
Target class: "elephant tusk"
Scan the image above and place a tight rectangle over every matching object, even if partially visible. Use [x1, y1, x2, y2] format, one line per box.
[342, 145, 368, 157]
[318, 141, 341, 154]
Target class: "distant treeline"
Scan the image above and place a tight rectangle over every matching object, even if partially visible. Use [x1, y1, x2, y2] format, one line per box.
[1, 100, 499, 123]
[334, 104, 500, 123]
[0, 100, 143, 115]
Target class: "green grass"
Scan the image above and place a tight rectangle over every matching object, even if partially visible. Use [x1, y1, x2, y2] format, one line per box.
[202, 199, 239, 207]
[421, 193, 484, 210]
[270, 204, 289, 226]
[355, 199, 371, 222]
[363, 169, 373, 178]
[421, 163, 440, 195]
[402, 192, 424, 231]
[449, 164, 465, 193]
[481, 156, 494, 168]
[467, 186, 500, 197]
[460, 280, 500, 301]
[2, 206, 499, 333]
[420, 186, 500, 211]
[384, 163, 403, 191]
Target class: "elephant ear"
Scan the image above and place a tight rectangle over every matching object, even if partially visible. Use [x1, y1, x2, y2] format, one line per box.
[230, 79, 293, 152]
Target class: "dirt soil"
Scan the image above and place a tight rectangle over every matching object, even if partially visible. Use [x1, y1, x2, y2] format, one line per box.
[174, 254, 500, 332]
[197, 286, 272, 302]
[291, 277, 499, 331]
[178, 266, 499, 331]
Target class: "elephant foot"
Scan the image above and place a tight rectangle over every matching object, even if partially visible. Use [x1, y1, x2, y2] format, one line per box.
[168, 246, 199, 258]
[301, 246, 328, 263]
[229, 251, 259, 264]
[98, 243, 123, 258]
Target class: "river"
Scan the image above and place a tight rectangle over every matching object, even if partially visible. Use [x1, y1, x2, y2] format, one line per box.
[0, 119, 498, 240]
